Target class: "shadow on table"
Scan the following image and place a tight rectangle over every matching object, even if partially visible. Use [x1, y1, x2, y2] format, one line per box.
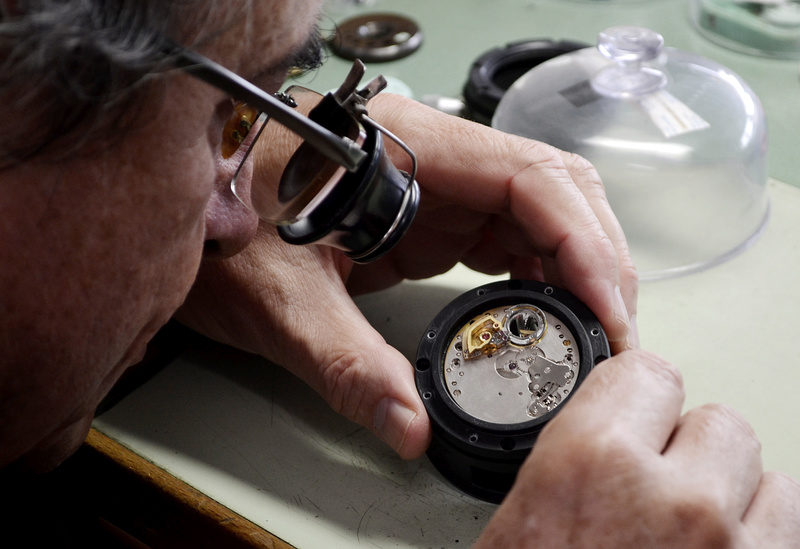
[97, 282, 498, 549]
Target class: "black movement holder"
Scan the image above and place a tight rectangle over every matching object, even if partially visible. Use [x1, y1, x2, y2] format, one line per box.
[415, 280, 609, 503]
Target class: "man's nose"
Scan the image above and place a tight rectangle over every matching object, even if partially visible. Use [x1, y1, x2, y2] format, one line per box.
[202, 185, 260, 259]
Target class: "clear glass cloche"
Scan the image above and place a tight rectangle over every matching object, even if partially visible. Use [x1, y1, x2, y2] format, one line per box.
[493, 26, 770, 280]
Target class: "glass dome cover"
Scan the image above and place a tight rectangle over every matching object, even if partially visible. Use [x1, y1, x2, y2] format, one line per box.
[493, 27, 770, 280]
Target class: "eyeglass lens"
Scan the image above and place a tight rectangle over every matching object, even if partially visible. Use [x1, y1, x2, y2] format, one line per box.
[230, 87, 364, 225]
[221, 103, 264, 159]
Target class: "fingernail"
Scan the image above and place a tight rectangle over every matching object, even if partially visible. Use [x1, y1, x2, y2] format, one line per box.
[628, 314, 640, 350]
[611, 285, 636, 351]
[374, 398, 417, 454]
[613, 285, 630, 328]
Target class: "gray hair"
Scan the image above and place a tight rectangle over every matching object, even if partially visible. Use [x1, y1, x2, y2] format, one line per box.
[0, 0, 188, 164]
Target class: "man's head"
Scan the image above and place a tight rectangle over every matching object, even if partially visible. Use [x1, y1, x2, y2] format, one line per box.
[0, 0, 323, 471]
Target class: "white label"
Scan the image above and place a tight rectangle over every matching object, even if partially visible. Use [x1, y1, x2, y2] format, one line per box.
[640, 90, 710, 138]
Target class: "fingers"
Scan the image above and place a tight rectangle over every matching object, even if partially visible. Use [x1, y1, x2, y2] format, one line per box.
[556, 150, 639, 352]
[499, 139, 638, 353]
[478, 350, 800, 548]
[743, 472, 800, 547]
[475, 351, 689, 548]
[662, 409, 800, 548]
[663, 404, 763, 518]
[178, 224, 431, 459]
[540, 350, 798, 547]
[541, 349, 685, 453]
[298, 297, 432, 459]
[561, 353, 761, 520]
[369, 95, 638, 352]
[267, 259, 431, 458]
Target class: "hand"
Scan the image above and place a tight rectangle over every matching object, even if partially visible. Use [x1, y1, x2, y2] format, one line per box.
[474, 350, 800, 548]
[176, 224, 432, 459]
[355, 93, 639, 354]
[178, 93, 639, 460]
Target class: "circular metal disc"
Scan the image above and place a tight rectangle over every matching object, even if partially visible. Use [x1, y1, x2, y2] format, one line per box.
[328, 14, 423, 63]
[443, 305, 580, 425]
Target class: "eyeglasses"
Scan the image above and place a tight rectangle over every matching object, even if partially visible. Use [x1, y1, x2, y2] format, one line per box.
[167, 45, 419, 263]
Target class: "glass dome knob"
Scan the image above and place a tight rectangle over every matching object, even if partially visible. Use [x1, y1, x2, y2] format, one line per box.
[598, 26, 664, 63]
[592, 26, 667, 98]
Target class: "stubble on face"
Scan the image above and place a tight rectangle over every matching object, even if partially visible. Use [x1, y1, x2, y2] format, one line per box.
[0, 0, 326, 471]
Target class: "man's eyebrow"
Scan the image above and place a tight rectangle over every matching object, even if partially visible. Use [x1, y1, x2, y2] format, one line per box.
[253, 25, 325, 84]
[287, 26, 326, 72]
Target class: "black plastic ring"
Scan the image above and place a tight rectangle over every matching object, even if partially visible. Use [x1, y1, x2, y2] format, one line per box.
[463, 39, 588, 125]
[415, 279, 609, 503]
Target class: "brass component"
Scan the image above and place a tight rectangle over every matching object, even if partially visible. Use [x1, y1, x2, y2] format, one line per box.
[460, 313, 506, 359]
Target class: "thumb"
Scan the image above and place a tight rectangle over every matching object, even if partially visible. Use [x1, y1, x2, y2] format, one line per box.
[285, 286, 432, 460]
[177, 226, 431, 459]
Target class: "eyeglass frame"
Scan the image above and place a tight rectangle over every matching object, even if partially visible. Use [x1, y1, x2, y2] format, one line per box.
[164, 42, 418, 198]
[161, 42, 420, 262]
[169, 45, 370, 168]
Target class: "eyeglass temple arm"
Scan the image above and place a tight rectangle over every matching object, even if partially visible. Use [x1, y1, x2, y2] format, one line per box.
[169, 48, 368, 172]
